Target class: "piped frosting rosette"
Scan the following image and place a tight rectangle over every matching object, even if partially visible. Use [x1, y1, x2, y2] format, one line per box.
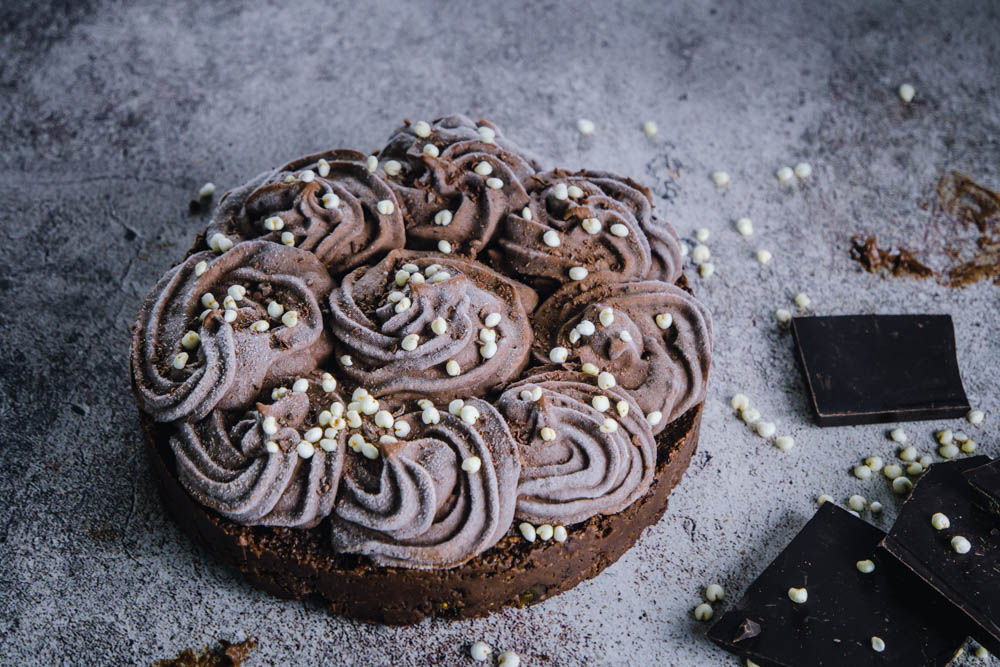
[204, 150, 405, 274]
[169, 370, 347, 527]
[531, 276, 712, 434]
[131, 240, 333, 422]
[375, 115, 539, 257]
[641, 215, 685, 284]
[496, 369, 656, 526]
[497, 170, 684, 284]
[330, 398, 520, 569]
[327, 249, 536, 401]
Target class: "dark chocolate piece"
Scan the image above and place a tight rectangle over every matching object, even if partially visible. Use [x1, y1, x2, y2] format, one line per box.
[880, 456, 1000, 655]
[965, 459, 1000, 516]
[732, 618, 761, 643]
[791, 314, 970, 426]
[708, 503, 968, 666]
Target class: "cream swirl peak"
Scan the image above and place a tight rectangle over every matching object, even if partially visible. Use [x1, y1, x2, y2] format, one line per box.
[204, 149, 405, 274]
[170, 371, 346, 527]
[641, 215, 685, 284]
[376, 115, 539, 258]
[330, 398, 520, 569]
[327, 249, 535, 401]
[498, 170, 668, 284]
[131, 240, 333, 422]
[496, 369, 656, 526]
[531, 277, 712, 433]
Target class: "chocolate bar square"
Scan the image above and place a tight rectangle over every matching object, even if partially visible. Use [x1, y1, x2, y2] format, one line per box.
[791, 314, 969, 426]
[880, 456, 1000, 655]
[965, 459, 1000, 516]
[708, 503, 968, 666]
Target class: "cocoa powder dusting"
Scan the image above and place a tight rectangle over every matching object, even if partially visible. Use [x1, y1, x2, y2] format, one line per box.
[850, 171, 1000, 287]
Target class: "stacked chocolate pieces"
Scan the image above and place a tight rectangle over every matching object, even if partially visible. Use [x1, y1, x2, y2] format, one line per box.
[709, 456, 999, 665]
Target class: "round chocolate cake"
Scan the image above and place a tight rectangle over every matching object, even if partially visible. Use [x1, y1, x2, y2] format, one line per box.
[131, 115, 713, 624]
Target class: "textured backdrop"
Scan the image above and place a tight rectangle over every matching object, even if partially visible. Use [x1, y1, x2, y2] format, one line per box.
[1, 0, 998, 664]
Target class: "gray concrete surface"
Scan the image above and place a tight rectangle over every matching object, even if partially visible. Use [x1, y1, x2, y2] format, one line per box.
[2, 0, 999, 664]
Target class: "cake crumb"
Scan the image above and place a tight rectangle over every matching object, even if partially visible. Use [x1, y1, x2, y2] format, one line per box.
[155, 637, 258, 667]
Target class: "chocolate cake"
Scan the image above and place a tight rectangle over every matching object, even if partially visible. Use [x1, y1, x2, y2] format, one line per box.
[131, 115, 712, 623]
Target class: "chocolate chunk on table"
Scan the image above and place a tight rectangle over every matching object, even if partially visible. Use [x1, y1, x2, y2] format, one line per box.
[965, 459, 1000, 517]
[880, 456, 1000, 655]
[791, 314, 970, 426]
[708, 503, 968, 666]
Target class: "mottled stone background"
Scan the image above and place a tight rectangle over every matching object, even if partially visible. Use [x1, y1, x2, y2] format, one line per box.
[1, 1, 998, 664]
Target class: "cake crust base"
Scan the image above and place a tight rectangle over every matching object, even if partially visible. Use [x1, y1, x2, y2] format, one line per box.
[142, 405, 701, 625]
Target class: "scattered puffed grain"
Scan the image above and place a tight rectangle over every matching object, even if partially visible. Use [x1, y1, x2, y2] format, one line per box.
[519, 522, 536, 543]
[730, 394, 750, 411]
[691, 244, 711, 264]
[939, 443, 960, 459]
[788, 587, 808, 604]
[775, 435, 795, 451]
[883, 464, 902, 479]
[951, 535, 971, 554]
[470, 641, 491, 662]
[756, 421, 776, 438]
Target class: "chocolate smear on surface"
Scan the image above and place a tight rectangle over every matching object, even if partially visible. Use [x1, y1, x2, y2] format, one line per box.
[937, 171, 1000, 287]
[850, 172, 1000, 287]
[849, 236, 934, 279]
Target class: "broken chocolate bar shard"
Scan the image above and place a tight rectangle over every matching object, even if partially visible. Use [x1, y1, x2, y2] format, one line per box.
[733, 618, 761, 643]
[880, 457, 1000, 655]
[791, 314, 970, 426]
[708, 503, 968, 666]
[965, 459, 1000, 517]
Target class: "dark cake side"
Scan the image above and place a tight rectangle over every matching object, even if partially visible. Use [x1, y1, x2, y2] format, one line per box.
[142, 403, 700, 624]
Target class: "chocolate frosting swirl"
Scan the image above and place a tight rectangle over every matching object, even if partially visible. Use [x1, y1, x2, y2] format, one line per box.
[131, 240, 333, 422]
[532, 277, 712, 432]
[327, 249, 535, 401]
[330, 398, 520, 569]
[205, 150, 405, 274]
[497, 170, 682, 284]
[376, 115, 539, 258]
[497, 369, 656, 526]
[170, 376, 345, 527]
[642, 215, 685, 284]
